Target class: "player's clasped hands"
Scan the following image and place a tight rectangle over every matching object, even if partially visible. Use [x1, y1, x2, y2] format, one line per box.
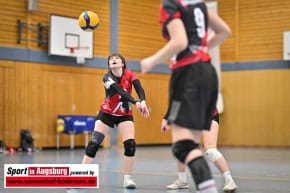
[136, 101, 150, 118]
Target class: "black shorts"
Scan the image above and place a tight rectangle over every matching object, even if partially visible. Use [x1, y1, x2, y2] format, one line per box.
[96, 111, 133, 128]
[167, 61, 218, 130]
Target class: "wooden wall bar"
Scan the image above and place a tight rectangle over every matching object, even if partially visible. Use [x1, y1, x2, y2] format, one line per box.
[219, 0, 290, 61]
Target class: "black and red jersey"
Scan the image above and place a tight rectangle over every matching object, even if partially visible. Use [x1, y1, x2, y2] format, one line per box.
[160, 0, 211, 70]
[100, 69, 140, 116]
[212, 108, 219, 116]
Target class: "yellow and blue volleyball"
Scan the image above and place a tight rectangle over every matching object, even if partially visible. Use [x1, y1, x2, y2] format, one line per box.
[78, 11, 99, 32]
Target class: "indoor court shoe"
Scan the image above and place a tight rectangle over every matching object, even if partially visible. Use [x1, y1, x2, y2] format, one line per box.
[123, 177, 136, 189]
[223, 180, 238, 192]
[166, 179, 189, 190]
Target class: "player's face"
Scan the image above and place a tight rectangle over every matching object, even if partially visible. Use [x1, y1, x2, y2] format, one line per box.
[109, 56, 124, 69]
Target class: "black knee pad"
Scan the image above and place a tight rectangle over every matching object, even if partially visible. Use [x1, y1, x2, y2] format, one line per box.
[91, 131, 105, 144]
[187, 156, 213, 189]
[123, 139, 136, 157]
[85, 141, 100, 158]
[172, 140, 199, 163]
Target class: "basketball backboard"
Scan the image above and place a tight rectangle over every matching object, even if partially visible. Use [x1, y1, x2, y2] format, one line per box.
[49, 15, 94, 62]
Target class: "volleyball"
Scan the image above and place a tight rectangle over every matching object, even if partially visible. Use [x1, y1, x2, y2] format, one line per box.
[78, 11, 99, 32]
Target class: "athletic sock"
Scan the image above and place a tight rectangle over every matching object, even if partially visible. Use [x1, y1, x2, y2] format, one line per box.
[223, 171, 233, 182]
[124, 175, 131, 180]
[197, 179, 218, 193]
[187, 156, 218, 193]
[178, 172, 187, 182]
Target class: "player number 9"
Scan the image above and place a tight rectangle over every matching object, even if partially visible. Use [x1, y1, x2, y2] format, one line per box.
[193, 8, 205, 38]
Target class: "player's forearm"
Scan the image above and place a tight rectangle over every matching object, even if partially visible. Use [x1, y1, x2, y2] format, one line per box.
[132, 79, 146, 101]
[207, 33, 230, 50]
[207, 11, 231, 49]
[111, 83, 137, 104]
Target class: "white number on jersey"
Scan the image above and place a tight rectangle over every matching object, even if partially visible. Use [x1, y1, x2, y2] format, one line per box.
[193, 7, 205, 38]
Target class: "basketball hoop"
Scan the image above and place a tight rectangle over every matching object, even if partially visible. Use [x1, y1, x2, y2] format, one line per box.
[69, 46, 90, 64]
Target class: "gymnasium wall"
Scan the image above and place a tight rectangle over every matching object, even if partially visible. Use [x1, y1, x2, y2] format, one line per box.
[0, 0, 112, 148]
[118, 0, 164, 59]
[218, 0, 290, 146]
[0, 0, 289, 148]
[219, 0, 290, 61]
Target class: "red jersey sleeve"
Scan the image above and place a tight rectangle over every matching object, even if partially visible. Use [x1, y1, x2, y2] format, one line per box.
[127, 69, 138, 82]
[160, 0, 181, 25]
